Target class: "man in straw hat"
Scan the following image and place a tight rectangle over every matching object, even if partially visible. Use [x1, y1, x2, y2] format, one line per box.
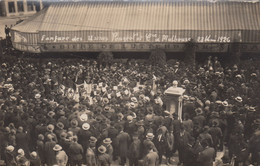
[102, 138, 113, 162]
[78, 123, 91, 164]
[97, 145, 112, 166]
[143, 133, 158, 157]
[29, 151, 41, 166]
[4, 145, 17, 166]
[53, 144, 68, 166]
[86, 136, 97, 166]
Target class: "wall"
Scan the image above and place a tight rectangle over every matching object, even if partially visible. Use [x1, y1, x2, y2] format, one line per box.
[0, 0, 42, 17]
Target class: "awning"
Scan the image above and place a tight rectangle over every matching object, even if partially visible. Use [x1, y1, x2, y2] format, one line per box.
[11, 1, 260, 53]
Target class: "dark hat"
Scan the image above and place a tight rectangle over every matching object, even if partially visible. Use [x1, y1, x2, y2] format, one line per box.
[89, 136, 97, 143]
[56, 122, 64, 129]
[38, 134, 44, 141]
[195, 108, 203, 115]
[70, 119, 78, 127]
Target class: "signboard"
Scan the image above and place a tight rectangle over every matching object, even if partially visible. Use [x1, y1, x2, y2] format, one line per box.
[39, 31, 235, 44]
[40, 43, 229, 52]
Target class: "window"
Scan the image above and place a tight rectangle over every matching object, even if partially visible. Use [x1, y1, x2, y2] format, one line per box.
[17, 1, 24, 12]
[27, 1, 34, 11]
[8, 2, 15, 13]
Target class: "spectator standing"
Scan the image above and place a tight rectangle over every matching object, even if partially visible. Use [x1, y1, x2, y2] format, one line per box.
[197, 140, 215, 166]
[97, 145, 112, 166]
[116, 126, 131, 165]
[143, 144, 159, 166]
[53, 144, 68, 166]
[68, 136, 83, 166]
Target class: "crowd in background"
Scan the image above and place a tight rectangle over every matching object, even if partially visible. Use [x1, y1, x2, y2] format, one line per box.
[0, 55, 259, 166]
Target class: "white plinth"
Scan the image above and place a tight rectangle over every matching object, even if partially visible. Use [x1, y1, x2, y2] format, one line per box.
[164, 86, 185, 121]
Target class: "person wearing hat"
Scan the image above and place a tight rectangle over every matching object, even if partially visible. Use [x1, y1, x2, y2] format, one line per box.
[116, 125, 131, 165]
[86, 137, 97, 166]
[68, 119, 81, 136]
[97, 145, 112, 166]
[16, 149, 30, 166]
[197, 139, 215, 166]
[209, 120, 223, 154]
[53, 144, 68, 166]
[198, 126, 213, 148]
[143, 143, 159, 166]
[68, 136, 84, 166]
[46, 124, 58, 143]
[143, 133, 158, 157]
[136, 120, 145, 140]
[16, 126, 30, 157]
[193, 108, 206, 132]
[29, 151, 41, 166]
[55, 122, 66, 140]
[102, 138, 113, 162]
[125, 115, 136, 137]
[107, 121, 119, 161]
[128, 133, 141, 166]
[36, 134, 45, 165]
[45, 134, 57, 166]
[78, 123, 91, 164]
[4, 145, 17, 166]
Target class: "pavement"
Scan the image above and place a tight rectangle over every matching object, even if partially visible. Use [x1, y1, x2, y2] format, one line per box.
[0, 15, 30, 39]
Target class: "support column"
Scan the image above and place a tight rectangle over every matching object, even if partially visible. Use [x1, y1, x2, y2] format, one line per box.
[14, 0, 18, 15]
[39, 0, 43, 10]
[24, 0, 28, 13]
[4, 1, 8, 16]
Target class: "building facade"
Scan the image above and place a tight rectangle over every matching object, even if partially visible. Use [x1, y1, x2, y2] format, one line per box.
[0, 0, 43, 17]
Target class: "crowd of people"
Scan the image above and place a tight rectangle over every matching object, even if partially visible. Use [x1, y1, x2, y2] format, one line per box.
[0, 54, 259, 166]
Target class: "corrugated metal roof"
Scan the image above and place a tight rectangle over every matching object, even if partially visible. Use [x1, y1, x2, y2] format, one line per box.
[34, 1, 260, 31]
[11, 1, 260, 44]
[11, 8, 48, 33]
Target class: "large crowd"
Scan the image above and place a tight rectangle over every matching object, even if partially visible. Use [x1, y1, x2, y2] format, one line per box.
[0, 54, 259, 166]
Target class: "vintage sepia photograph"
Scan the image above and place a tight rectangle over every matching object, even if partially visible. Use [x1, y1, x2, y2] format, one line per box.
[0, 0, 259, 165]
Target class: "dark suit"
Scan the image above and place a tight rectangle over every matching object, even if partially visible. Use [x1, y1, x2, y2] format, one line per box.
[44, 140, 56, 166]
[97, 153, 111, 166]
[69, 142, 83, 166]
[16, 131, 30, 155]
[116, 131, 131, 165]
[128, 138, 141, 166]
